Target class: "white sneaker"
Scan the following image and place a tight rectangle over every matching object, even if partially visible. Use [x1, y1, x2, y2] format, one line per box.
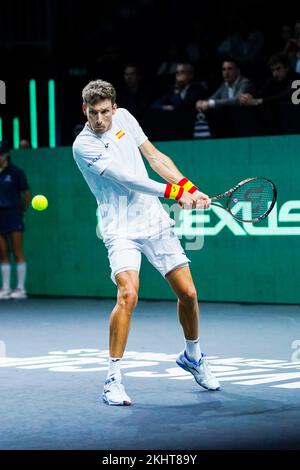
[176, 350, 221, 391]
[10, 288, 27, 299]
[0, 288, 11, 300]
[102, 376, 131, 406]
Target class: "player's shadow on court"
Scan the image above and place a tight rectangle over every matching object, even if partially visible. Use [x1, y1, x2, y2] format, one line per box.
[111, 394, 300, 450]
[125, 392, 298, 421]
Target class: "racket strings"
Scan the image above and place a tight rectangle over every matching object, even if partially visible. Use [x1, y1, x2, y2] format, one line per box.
[228, 179, 275, 221]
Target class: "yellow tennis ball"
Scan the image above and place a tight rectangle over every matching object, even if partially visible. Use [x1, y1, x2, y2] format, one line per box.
[32, 195, 48, 211]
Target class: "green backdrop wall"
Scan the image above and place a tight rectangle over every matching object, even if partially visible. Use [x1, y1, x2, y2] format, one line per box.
[5, 134, 300, 303]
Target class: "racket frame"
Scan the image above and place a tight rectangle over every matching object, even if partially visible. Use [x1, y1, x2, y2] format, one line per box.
[210, 177, 277, 223]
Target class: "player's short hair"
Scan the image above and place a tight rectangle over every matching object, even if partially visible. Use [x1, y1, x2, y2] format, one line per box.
[82, 79, 117, 105]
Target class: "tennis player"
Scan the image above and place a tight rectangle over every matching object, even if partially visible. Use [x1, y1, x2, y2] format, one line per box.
[73, 80, 220, 406]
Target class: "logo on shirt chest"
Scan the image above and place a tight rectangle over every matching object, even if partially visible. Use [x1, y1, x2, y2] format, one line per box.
[4, 175, 12, 183]
[116, 130, 125, 139]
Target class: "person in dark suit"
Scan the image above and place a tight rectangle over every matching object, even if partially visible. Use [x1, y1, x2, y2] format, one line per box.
[196, 58, 254, 111]
[152, 62, 207, 112]
[195, 58, 258, 137]
[239, 53, 300, 134]
[150, 63, 208, 139]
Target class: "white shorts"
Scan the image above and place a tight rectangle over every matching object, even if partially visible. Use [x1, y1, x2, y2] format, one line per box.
[105, 228, 190, 285]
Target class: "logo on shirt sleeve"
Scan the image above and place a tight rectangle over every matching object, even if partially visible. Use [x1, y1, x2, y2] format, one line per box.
[116, 130, 125, 139]
[88, 155, 102, 168]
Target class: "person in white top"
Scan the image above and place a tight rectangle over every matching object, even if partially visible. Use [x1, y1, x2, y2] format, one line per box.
[73, 79, 220, 406]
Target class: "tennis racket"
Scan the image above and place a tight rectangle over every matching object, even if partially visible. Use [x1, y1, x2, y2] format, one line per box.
[209, 177, 277, 223]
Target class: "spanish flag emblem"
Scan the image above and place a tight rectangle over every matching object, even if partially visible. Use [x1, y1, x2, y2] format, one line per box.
[116, 130, 125, 139]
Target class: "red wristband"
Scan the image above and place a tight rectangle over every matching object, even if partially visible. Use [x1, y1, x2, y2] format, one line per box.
[164, 183, 184, 200]
[178, 177, 198, 194]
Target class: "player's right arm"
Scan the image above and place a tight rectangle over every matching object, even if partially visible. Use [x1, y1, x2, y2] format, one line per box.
[72, 140, 196, 206]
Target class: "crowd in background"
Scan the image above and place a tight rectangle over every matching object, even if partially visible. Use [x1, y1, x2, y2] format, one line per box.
[1, 0, 300, 145]
[71, 13, 300, 143]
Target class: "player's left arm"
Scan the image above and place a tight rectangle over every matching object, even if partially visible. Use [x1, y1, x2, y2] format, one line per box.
[139, 139, 210, 208]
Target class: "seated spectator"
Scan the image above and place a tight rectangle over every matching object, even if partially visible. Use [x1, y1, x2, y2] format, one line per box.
[149, 62, 208, 139]
[195, 58, 259, 138]
[196, 58, 255, 111]
[151, 63, 207, 112]
[239, 53, 300, 134]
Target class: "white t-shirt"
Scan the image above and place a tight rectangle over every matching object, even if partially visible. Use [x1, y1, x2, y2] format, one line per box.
[72, 108, 174, 242]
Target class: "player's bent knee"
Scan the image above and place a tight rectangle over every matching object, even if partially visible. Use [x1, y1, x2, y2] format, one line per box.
[117, 287, 138, 309]
[178, 287, 198, 305]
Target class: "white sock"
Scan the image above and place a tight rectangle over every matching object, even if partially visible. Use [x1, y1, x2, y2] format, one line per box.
[17, 262, 26, 290]
[1, 263, 11, 290]
[185, 337, 201, 362]
[107, 357, 122, 380]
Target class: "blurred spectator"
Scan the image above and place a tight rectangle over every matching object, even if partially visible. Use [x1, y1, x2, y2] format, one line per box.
[280, 24, 293, 50]
[217, 17, 265, 69]
[153, 42, 188, 95]
[152, 63, 207, 112]
[294, 20, 300, 38]
[93, 43, 124, 88]
[196, 58, 254, 111]
[117, 64, 149, 120]
[148, 63, 208, 139]
[239, 53, 300, 134]
[283, 33, 300, 73]
[185, 20, 209, 66]
[156, 42, 187, 77]
[0, 141, 30, 300]
[20, 139, 30, 149]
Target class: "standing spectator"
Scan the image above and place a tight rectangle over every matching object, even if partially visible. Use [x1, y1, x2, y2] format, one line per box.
[0, 141, 31, 299]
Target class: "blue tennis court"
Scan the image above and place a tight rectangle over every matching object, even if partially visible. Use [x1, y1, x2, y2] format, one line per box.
[0, 297, 299, 450]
